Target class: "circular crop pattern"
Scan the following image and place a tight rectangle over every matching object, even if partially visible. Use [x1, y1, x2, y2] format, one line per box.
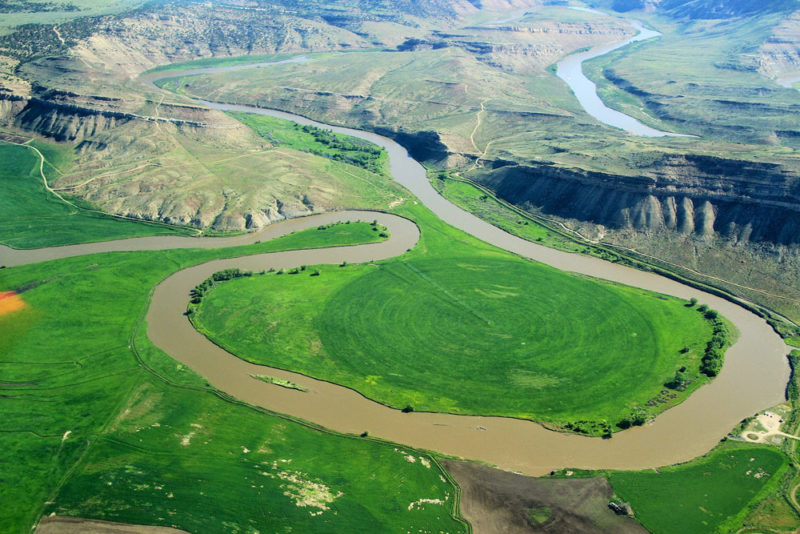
[315, 257, 705, 421]
[196, 255, 710, 425]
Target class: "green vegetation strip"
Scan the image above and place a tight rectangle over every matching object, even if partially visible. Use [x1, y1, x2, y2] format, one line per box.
[193, 204, 719, 435]
[144, 52, 303, 74]
[229, 112, 388, 175]
[251, 374, 308, 391]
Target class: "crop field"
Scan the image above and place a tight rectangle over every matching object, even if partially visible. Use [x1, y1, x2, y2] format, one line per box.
[48, 377, 461, 533]
[192, 204, 717, 433]
[608, 444, 788, 534]
[0, 142, 194, 249]
[0, 222, 457, 533]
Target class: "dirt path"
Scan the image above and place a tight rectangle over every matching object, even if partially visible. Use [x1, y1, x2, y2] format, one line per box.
[468, 100, 492, 171]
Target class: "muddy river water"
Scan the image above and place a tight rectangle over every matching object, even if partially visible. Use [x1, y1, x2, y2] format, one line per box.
[1, 58, 791, 477]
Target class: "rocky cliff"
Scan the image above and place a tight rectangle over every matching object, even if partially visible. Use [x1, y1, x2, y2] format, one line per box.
[476, 155, 800, 246]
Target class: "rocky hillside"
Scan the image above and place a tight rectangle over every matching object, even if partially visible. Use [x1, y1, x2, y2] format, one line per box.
[0, 0, 436, 231]
[759, 10, 800, 79]
[606, 0, 800, 18]
[476, 155, 800, 245]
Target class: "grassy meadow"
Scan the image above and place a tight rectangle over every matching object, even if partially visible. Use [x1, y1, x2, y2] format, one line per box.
[609, 444, 789, 534]
[144, 52, 306, 74]
[0, 142, 195, 249]
[193, 202, 718, 434]
[0, 221, 467, 533]
[229, 112, 389, 175]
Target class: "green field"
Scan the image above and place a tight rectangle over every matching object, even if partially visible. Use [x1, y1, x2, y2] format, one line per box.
[229, 112, 388, 175]
[0, 221, 464, 532]
[609, 444, 789, 534]
[144, 52, 309, 74]
[193, 204, 718, 434]
[0, 142, 194, 249]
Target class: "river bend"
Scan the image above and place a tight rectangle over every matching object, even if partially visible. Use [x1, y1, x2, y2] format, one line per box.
[556, 19, 690, 137]
[0, 61, 790, 476]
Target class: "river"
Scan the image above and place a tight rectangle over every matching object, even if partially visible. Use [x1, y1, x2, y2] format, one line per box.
[0, 58, 790, 477]
[556, 19, 691, 137]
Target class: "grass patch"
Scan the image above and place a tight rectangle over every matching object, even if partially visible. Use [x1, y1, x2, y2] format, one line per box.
[229, 111, 388, 175]
[193, 204, 718, 434]
[528, 506, 552, 526]
[608, 443, 789, 534]
[0, 142, 195, 249]
[251, 374, 308, 391]
[144, 52, 303, 74]
[45, 377, 460, 533]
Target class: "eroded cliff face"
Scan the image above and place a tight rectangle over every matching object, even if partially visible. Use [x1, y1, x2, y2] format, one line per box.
[758, 11, 800, 81]
[475, 155, 800, 246]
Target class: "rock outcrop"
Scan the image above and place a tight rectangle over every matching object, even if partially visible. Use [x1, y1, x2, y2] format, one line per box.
[476, 155, 800, 246]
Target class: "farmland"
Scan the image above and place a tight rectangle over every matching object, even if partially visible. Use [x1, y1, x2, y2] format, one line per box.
[192, 201, 718, 435]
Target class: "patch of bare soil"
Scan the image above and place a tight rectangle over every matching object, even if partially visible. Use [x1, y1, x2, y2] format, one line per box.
[444, 460, 647, 534]
[35, 516, 188, 534]
[0, 290, 25, 316]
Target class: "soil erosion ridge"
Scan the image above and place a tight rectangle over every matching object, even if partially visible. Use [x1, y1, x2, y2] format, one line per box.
[0, 65, 790, 478]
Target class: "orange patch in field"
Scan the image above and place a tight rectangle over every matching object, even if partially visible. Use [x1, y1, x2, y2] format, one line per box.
[0, 291, 26, 316]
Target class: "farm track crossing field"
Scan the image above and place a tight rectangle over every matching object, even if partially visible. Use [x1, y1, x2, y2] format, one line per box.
[193, 206, 715, 432]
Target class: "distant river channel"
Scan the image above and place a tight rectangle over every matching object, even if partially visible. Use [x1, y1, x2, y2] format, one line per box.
[2, 59, 789, 476]
[556, 19, 691, 137]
